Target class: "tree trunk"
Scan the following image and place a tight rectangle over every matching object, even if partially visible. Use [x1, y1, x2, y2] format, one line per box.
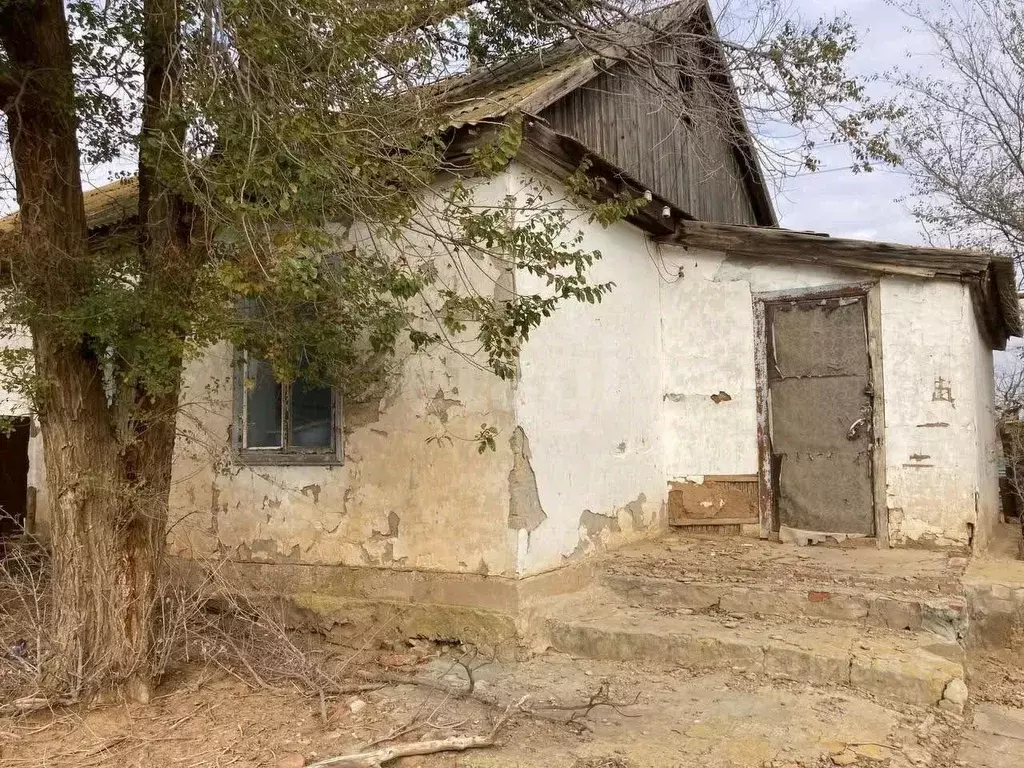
[1, 0, 178, 702]
[34, 331, 168, 701]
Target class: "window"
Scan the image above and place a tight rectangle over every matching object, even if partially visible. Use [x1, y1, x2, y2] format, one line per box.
[234, 354, 342, 465]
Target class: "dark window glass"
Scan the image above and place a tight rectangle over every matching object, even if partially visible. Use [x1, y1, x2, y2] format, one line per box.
[245, 358, 283, 448]
[290, 378, 333, 448]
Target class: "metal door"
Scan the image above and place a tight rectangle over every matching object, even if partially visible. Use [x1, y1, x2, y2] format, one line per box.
[767, 296, 874, 535]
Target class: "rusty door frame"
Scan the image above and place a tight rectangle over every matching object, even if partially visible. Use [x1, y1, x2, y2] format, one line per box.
[753, 281, 888, 547]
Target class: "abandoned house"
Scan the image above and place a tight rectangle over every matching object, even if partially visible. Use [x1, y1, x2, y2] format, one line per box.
[1, 1, 1021, 677]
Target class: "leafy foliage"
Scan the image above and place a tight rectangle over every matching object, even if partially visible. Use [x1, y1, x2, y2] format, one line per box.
[887, 0, 1024, 265]
[0, 0, 911, 419]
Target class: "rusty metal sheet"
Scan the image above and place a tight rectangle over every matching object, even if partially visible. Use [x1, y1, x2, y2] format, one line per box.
[770, 299, 868, 379]
[770, 375, 871, 454]
[777, 452, 875, 535]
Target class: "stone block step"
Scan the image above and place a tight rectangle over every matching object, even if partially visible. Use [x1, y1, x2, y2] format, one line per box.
[602, 572, 968, 643]
[537, 590, 965, 708]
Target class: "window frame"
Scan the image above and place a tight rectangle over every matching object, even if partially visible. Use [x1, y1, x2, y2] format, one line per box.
[232, 351, 344, 466]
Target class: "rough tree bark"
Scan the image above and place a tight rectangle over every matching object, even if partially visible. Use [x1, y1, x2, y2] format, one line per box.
[1, 0, 188, 701]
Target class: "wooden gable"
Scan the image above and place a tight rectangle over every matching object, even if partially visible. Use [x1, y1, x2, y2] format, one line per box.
[539, 54, 764, 226]
[439, 1, 776, 226]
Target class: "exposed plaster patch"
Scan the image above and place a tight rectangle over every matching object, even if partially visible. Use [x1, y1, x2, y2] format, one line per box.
[381, 542, 407, 566]
[507, 427, 546, 532]
[624, 493, 647, 529]
[710, 391, 732, 404]
[300, 484, 322, 504]
[427, 388, 462, 424]
[493, 263, 514, 303]
[712, 254, 758, 282]
[371, 511, 401, 540]
[664, 393, 685, 402]
[580, 509, 621, 536]
[240, 539, 302, 563]
[344, 398, 384, 431]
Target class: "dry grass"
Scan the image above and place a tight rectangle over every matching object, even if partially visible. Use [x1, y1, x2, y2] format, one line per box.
[0, 540, 49, 707]
[1, 545, 387, 716]
[1, 545, 646, 767]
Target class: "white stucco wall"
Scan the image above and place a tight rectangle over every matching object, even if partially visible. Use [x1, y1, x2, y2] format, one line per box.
[167, 172, 523, 577]
[879, 278, 999, 548]
[658, 245, 1000, 548]
[510, 165, 667, 577]
[973, 311, 1001, 549]
[659, 246, 865, 479]
[9, 166, 1006, 583]
[0, 321, 31, 417]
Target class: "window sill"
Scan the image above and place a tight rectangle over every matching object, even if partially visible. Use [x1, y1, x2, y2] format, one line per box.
[233, 450, 344, 467]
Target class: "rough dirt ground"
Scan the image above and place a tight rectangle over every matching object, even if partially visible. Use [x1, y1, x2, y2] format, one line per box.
[3, 531, 1019, 767]
[0, 641, 980, 768]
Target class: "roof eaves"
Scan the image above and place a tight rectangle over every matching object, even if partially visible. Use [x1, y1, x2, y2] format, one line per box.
[514, 116, 692, 237]
[664, 219, 1020, 347]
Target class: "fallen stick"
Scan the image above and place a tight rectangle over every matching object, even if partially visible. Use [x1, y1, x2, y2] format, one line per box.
[307, 695, 525, 768]
[0, 695, 74, 715]
[305, 733, 497, 767]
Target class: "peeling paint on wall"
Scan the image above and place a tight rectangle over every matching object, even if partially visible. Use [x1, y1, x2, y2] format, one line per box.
[624, 493, 647, 528]
[238, 539, 302, 563]
[371, 511, 401, 540]
[507, 427, 547, 533]
[580, 508, 621, 536]
[344, 398, 384, 431]
[711, 254, 758, 282]
[426, 388, 462, 425]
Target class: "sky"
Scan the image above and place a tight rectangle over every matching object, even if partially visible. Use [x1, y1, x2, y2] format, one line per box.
[0, 0, 961, 243]
[764, 0, 1022, 372]
[766, 0, 923, 242]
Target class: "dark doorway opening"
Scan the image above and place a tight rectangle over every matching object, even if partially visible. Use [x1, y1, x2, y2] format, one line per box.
[0, 417, 30, 538]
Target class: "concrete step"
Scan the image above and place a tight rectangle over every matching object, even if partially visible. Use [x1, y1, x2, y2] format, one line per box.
[536, 590, 966, 708]
[601, 571, 969, 643]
